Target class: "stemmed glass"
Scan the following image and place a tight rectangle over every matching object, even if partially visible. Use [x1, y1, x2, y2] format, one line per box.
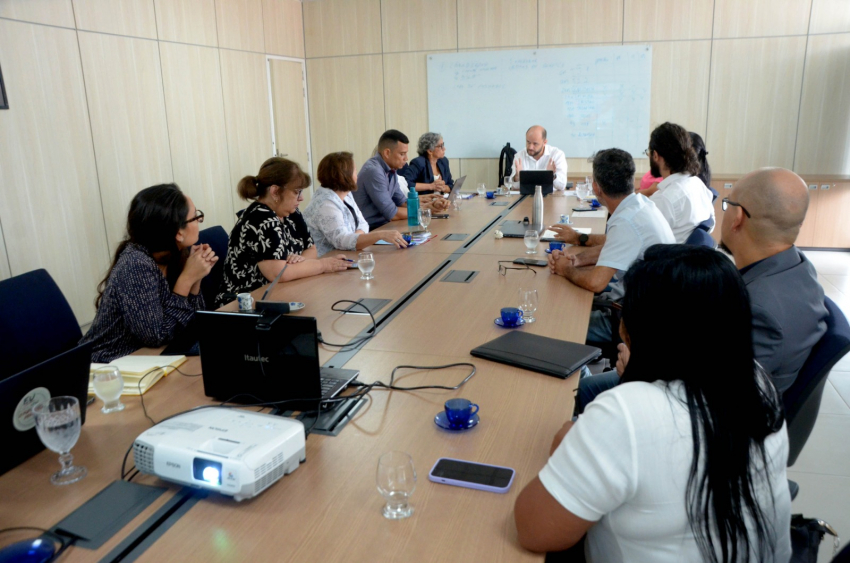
[519, 288, 539, 323]
[92, 366, 125, 413]
[504, 176, 514, 192]
[33, 396, 87, 485]
[418, 208, 431, 230]
[524, 229, 539, 254]
[358, 252, 375, 280]
[376, 451, 416, 519]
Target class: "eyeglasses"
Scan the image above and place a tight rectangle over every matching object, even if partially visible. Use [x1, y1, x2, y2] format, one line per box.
[498, 261, 536, 276]
[643, 148, 652, 157]
[184, 209, 205, 225]
[435, 143, 445, 150]
[721, 198, 751, 218]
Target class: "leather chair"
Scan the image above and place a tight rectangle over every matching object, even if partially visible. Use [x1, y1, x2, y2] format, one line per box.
[0, 269, 82, 380]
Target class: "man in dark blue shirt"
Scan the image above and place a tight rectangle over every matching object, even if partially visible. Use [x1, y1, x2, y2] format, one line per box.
[354, 129, 448, 230]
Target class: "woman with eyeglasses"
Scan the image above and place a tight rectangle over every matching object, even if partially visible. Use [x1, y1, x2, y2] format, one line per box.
[514, 244, 791, 563]
[215, 157, 348, 307]
[399, 132, 454, 195]
[81, 183, 217, 362]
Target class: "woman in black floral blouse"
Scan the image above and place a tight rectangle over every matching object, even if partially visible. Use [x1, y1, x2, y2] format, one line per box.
[215, 157, 349, 307]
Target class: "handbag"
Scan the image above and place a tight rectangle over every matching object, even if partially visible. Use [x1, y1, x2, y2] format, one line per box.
[790, 514, 839, 563]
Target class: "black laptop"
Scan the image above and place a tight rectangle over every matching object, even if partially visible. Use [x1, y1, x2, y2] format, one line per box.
[471, 332, 600, 379]
[197, 311, 359, 410]
[0, 341, 92, 476]
[519, 170, 555, 196]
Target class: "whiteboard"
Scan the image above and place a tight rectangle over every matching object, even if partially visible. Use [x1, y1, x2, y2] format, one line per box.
[427, 45, 652, 159]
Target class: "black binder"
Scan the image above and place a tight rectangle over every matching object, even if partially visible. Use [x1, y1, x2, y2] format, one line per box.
[470, 332, 601, 379]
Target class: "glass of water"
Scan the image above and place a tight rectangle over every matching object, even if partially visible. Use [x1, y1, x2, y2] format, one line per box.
[358, 252, 375, 280]
[376, 451, 416, 519]
[33, 396, 87, 486]
[477, 183, 486, 197]
[519, 288, 539, 323]
[504, 176, 514, 191]
[524, 229, 539, 254]
[92, 366, 125, 413]
[418, 208, 431, 229]
[452, 194, 463, 211]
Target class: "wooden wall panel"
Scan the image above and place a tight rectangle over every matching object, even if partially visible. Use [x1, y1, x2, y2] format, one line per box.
[649, 40, 711, 134]
[215, 0, 264, 53]
[457, 0, 538, 49]
[263, 0, 305, 58]
[72, 0, 157, 39]
[78, 32, 173, 252]
[795, 33, 850, 175]
[0, 20, 109, 323]
[812, 185, 850, 248]
[220, 50, 273, 214]
[383, 50, 455, 142]
[539, 0, 623, 45]
[713, 0, 812, 39]
[154, 0, 218, 47]
[0, 0, 75, 28]
[707, 37, 806, 174]
[810, 0, 850, 34]
[623, 0, 713, 41]
[381, 0, 457, 53]
[307, 55, 385, 180]
[159, 42, 235, 231]
[459, 159, 499, 191]
[303, 0, 382, 58]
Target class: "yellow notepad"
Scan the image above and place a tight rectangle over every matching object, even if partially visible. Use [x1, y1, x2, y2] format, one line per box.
[89, 355, 187, 396]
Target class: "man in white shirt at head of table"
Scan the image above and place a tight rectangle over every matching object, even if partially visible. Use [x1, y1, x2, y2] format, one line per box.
[511, 125, 568, 192]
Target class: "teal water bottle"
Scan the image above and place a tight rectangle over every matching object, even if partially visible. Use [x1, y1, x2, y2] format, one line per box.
[407, 185, 420, 229]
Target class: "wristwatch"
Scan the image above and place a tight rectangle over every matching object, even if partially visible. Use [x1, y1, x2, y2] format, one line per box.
[578, 233, 589, 247]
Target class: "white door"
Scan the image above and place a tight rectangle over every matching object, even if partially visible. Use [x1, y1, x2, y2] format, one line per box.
[266, 56, 313, 201]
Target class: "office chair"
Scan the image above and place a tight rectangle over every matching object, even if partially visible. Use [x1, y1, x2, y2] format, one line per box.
[0, 269, 82, 380]
[197, 225, 229, 310]
[784, 297, 850, 468]
[685, 227, 716, 249]
[707, 186, 719, 203]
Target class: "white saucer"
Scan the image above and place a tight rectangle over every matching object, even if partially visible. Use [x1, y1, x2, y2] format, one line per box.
[494, 317, 524, 328]
[289, 302, 305, 311]
[435, 411, 480, 431]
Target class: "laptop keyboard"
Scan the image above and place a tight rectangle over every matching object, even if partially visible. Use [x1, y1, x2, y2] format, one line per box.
[319, 377, 342, 398]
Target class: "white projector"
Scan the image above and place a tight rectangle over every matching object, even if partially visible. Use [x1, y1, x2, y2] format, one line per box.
[133, 407, 306, 501]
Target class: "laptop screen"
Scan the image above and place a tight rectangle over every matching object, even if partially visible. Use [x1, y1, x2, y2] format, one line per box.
[197, 311, 323, 409]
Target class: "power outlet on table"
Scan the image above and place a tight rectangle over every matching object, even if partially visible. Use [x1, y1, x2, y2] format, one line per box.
[723, 183, 732, 189]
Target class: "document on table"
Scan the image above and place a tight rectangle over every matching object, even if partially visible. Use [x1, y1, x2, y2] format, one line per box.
[541, 227, 591, 240]
[572, 209, 607, 218]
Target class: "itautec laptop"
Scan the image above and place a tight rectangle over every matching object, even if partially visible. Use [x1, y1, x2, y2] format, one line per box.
[197, 311, 359, 411]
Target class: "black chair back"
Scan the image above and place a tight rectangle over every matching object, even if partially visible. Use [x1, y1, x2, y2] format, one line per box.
[197, 226, 229, 310]
[685, 227, 716, 249]
[0, 269, 82, 380]
[784, 297, 850, 466]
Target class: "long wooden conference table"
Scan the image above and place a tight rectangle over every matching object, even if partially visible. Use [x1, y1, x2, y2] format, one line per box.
[0, 191, 606, 562]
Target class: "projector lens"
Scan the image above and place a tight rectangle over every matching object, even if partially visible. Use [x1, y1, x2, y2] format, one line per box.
[193, 458, 222, 485]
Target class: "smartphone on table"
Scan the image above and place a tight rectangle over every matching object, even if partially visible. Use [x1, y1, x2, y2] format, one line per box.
[513, 258, 548, 267]
[428, 458, 516, 493]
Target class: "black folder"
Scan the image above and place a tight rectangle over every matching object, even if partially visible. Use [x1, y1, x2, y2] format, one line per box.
[470, 332, 601, 379]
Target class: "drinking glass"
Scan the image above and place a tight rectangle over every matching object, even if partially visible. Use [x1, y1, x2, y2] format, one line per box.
[92, 366, 125, 413]
[358, 252, 375, 280]
[376, 451, 416, 520]
[504, 176, 514, 191]
[477, 183, 486, 197]
[33, 396, 87, 486]
[418, 208, 431, 229]
[524, 229, 539, 254]
[452, 194, 463, 211]
[519, 288, 539, 323]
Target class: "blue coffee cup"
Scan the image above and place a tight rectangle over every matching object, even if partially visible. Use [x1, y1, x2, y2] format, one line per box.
[486, 191, 495, 199]
[591, 198, 601, 208]
[500, 307, 523, 327]
[549, 241, 566, 252]
[444, 398, 479, 429]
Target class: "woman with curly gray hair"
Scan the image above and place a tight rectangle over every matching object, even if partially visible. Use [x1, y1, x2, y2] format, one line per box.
[399, 132, 454, 195]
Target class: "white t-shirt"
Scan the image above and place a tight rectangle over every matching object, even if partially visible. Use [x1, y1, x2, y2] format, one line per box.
[650, 173, 716, 244]
[512, 144, 568, 190]
[539, 380, 792, 563]
[597, 193, 676, 300]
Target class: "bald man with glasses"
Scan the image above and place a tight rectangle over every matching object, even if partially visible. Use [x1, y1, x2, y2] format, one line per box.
[719, 167, 827, 394]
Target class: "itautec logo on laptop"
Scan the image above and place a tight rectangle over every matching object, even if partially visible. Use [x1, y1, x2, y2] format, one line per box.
[244, 354, 270, 363]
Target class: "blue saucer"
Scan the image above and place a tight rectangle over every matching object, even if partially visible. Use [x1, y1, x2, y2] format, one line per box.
[435, 411, 480, 431]
[545, 248, 566, 254]
[495, 317, 524, 328]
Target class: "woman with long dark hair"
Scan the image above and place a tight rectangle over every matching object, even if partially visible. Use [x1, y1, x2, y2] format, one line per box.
[690, 131, 712, 188]
[515, 245, 791, 562]
[81, 184, 217, 362]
